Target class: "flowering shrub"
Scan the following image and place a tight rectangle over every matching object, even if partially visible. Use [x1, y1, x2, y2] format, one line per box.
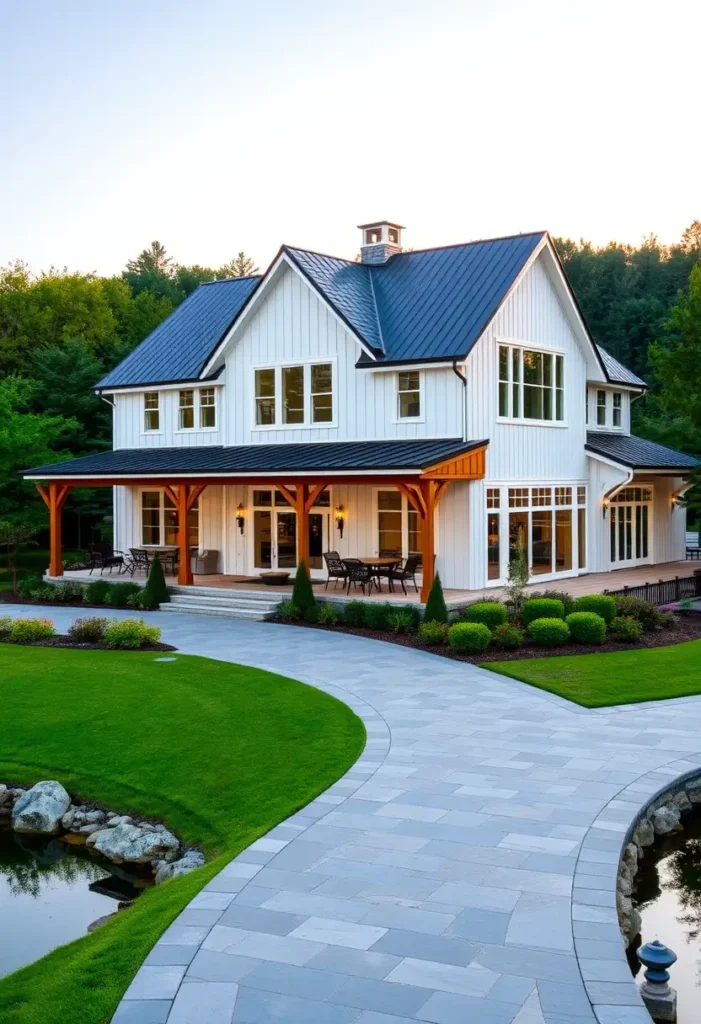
[491, 623, 524, 650]
[8, 617, 56, 642]
[104, 618, 161, 649]
[418, 620, 450, 645]
[67, 617, 109, 643]
[610, 615, 644, 642]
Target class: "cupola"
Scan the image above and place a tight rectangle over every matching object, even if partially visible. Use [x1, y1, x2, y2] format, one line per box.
[358, 220, 404, 265]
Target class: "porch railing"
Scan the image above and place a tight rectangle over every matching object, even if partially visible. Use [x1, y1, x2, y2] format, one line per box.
[603, 570, 701, 606]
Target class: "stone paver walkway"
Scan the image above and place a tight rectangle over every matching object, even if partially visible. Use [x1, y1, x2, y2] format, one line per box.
[5, 605, 701, 1024]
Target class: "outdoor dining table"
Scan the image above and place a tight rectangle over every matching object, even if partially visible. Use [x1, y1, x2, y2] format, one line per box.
[356, 557, 402, 593]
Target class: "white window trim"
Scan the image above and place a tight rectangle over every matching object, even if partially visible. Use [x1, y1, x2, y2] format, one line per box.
[138, 487, 201, 548]
[142, 392, 162, 435]
[611, 391, 623, 431]
[175, 387, 219, 433]
[496, 340, 567, 427]
[608, 487, 654, 567]
[393, 370, 425, 424]
[246, 485, 333, 578]
[373, 486, 425, 562]
[483, 482, 588, 587]
[251, 358, 338, 430]
[596, 389, 608, 427]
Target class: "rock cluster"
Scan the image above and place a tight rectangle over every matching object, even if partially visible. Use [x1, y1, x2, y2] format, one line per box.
[618, 776, 701, 944]
[0, 780, 203, 885]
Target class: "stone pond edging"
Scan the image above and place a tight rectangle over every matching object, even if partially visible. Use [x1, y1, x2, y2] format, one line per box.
[573, 752, 701, 1023]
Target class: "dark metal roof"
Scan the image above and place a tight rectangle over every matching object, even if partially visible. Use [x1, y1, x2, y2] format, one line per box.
[596, 345, 646, 388]
[288, 232, 545, 363]
[97, 276, 260, 389]
[586, 432, 698, 471]
[23, 438, 487, 478]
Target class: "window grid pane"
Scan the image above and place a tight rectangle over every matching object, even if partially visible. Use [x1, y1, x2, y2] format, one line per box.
[554, 486, 572, 506]
[509, 487, 529, 508]
[486, 487, 501, 509]
[577, 486, 586, 506]
[612, 392, 622, 427]
[398, 371, 421, 419]
[255, 368, 276, 425]
[311, 363, 333, 423]
[597, 390, 606, 426]
[488, 512, 500, 580]
[531, 487, 552, 507]
[199, 388, 216, 429]
[179, 390, 194, 430]
[283, 366, 304, 424]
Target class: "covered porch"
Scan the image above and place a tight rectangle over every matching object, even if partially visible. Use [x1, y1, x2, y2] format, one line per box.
[25, 438, 488, 603]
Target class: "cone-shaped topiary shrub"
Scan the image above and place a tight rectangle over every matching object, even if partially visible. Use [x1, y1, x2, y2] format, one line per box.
[141, 553, 170, 606]
[292, 560, 316, 616]
[423, 572, 448, 623]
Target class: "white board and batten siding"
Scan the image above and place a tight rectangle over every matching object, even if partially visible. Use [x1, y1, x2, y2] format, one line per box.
[112, 388, 225, 450]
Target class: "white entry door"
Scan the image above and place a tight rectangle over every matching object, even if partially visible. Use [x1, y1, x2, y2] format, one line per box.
[251, 488, 330, 578]
[609, 494, 652, 567]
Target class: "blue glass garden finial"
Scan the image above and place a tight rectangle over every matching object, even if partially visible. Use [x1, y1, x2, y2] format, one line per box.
[637, 940, 677, 987]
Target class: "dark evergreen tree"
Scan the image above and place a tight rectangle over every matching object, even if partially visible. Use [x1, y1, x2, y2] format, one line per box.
[291, 560, 316, 614]
[142, 553, 170, 605]
[423, 572, 448, 623]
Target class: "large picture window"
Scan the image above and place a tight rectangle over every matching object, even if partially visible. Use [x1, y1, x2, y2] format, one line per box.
[376, 490, 423, 561]
[254, 362, 334, 427]
[488, 485, 585, 583]
[141, 491, 199, 548]
[498, 345, 564, 423]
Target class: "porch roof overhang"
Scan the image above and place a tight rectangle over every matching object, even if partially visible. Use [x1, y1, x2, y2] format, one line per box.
[22, 437, 488, 484]
[585, 432, 699, 475]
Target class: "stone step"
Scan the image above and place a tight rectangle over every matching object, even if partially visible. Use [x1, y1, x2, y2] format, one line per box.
[169, 585, 285, 603]
[160, 602, 277, 621]
[168, 593, 281, 612]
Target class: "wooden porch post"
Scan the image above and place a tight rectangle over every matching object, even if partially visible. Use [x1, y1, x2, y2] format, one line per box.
[36, 482, 72, 578]
[164, 483, 207, 587]
[419, 481, 436, 603]
[297, 483, 310, 576]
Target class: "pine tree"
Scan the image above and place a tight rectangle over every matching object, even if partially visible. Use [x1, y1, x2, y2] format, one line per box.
[217, 252, 258, 278]
[142, 553, 170, 605]
[423, 572, 448, 623]
[291, 559, 315, 614]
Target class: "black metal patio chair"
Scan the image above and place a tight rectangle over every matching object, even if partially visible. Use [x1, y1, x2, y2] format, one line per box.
[385, 553, 421, 595]
[323, 551, 348, 590]
[342, 558, 375, 596]
[129, 548, 151, 575]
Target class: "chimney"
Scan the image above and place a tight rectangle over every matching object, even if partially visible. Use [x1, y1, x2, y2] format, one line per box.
[358, 220, 404, 265]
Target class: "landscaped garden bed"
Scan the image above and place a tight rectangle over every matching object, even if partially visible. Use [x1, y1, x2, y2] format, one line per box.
[0, 615, 173, 650]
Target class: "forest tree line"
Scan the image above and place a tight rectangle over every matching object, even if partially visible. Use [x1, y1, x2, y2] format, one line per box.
[1, 227, 699, 543]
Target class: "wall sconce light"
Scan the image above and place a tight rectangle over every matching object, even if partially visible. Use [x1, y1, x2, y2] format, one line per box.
[236, 503, 245, 534]
[335, 505, 346, 539]
[671, 496, 679, 512]
[602, 499, 610, 519]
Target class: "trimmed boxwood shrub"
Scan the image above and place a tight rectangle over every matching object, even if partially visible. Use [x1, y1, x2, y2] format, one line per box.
[423, 573, 448, 623]
[85, 579, 113, 605]
[492, 623, 524, 650]
[9, 617, 56, 642]
[448, 621, 492, 653]
[528, 589, 575, 617]
[51, 581, 86, 602]
[528, 617, 570, 646]
[522, 598, 565, 625]
[317, 603, 340, 626]
[418, 620, 449, 645]
[107, 582, 142, 608]
[573, 594, 616, 624]
[364, 602, 394, 630]
[104, 618, 162, 649]
[343, 601, 366, 627]
[67, 617, 109, 642]
[464, 601, 508, 629]
[279, 600, 302, 622]
[565, 611, 607, 645]
[610, 615, 644, 642]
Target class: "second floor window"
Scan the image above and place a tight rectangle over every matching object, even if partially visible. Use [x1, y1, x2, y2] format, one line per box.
[254, 362, 334, 427]
[597, 389, 607, 426]
[143, 392, 159, 431]
[178, 388, 217, 430]
[397, 371, 421, 419]
[179, 390, 195, 429]
[498, 345, 564, 422]
[200, 388, 216, 428]
[612, 392, 622, 428]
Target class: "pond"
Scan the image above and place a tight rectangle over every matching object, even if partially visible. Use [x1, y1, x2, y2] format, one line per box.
[0, 824, 152, 978]
[631, 810, 701, 1024]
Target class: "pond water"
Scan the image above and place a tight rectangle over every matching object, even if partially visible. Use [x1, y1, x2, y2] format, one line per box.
[0, 824, 152, 978]
[631, 810, 701, 1024]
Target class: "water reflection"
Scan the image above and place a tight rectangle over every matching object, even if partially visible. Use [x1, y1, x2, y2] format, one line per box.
[0, 824, 150, 978]
[633, 811, 701, 1024]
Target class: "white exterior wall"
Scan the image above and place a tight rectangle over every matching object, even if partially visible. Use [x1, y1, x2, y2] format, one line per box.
[114, 485, 224, 570]
[586, 385, 632, 434]
[112, 387, 225, 450]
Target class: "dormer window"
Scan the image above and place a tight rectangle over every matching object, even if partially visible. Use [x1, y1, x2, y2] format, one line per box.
[597, 390, 607, 426]
[612, 392, 622, 428]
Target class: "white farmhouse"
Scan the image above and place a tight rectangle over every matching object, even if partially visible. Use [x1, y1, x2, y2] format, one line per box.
[24, 221, 698, 604]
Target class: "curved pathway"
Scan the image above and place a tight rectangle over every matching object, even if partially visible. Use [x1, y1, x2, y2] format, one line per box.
[4, 605, 701, 1024]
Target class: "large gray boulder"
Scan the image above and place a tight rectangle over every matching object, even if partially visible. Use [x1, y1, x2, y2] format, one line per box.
[651, 805, 680, 835]
[12, 781, 71, 834]
[154, 850, 205, 885]
[87, 823, 179, 864]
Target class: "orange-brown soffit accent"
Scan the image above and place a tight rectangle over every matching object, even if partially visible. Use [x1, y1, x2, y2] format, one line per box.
[420, 446, 487, 480]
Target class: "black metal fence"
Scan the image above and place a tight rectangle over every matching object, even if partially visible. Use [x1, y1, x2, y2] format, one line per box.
[604, 571, 701, 606]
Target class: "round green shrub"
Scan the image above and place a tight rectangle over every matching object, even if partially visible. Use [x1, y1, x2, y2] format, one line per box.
[614, 595, 658, 631]
[108, 582, 142, 608]
[527, 617, 570, 646]
[528, 589, 576, 616]
[492, 623, 524, 650]
[85, 579, 113, 605]
[9, 617, 56, 643]
[104, 618, 162, 649]
[363, 602, 393, 630]
[448, 621, 492, 653]
[279, 600, 302, 622]
[418, 620, 450, 645]
[343, 601, 366, 627]
[610, 615, 644, 642]
[573, 594, 616, 624]
[52, 581, 86, 602]
[67, 617, 109, 643]
[17, 575, 45, 599]
[317, 603, 340, 626]
[386, 608, 417, 633]
[565, 611, 607, 645]
[522, 598, 565, 625]
[464, 601, 508, 629]
[657, 611, 676, 629]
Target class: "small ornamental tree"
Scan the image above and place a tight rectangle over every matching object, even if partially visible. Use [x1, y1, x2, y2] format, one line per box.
[423, 572, 448, 623]
[291, 560, 316, 616]
[142, 553, 170, 606]
[504, 526, 530, 616]
[0, 521, 37, 593]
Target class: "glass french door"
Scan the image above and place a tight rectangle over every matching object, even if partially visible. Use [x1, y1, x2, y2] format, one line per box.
[251, 489, 329, 576]
[610, 502, 650, 566]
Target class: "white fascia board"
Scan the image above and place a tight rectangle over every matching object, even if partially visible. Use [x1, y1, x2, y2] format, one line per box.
[358, 361, 456, 374]
[585, 450, 632, 474]
[200, 252, 377, 378]
[586, 382, 644, 394]
[97, 379, 225, 397]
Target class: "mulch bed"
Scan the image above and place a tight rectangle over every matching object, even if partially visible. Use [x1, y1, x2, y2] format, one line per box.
[5, 636, 177, 652]
[1, 593, 159, 611]
[281, 612, 701, 664]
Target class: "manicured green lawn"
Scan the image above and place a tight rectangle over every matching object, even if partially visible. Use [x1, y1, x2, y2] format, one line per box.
[0, 645, 365, 1024]
[482, 639, 701, 708]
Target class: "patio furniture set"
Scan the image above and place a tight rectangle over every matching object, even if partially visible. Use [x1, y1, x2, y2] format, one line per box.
[87, 546, 220, 577]
[323, 552, 421, 595]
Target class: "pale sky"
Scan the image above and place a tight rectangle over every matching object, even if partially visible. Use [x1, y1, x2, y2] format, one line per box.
[2, 0, 699, 277]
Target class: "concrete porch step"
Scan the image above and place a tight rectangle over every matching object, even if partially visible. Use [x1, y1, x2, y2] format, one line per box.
[160, 602, 277, 620]
[162, 587, 283, 621]
[169, 585, 286, 602]
[167, 592, 281, 611]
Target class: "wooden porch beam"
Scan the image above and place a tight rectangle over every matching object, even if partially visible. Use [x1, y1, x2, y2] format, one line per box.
[275, 483, 297, 509]
[174, 484, 194, 586]
[419, 479, 441, 604]
[163, 485, 178, 507]
[186, 483, 207, 511]
[35, 484, 50, 509]
[304, 482, 328, 513]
